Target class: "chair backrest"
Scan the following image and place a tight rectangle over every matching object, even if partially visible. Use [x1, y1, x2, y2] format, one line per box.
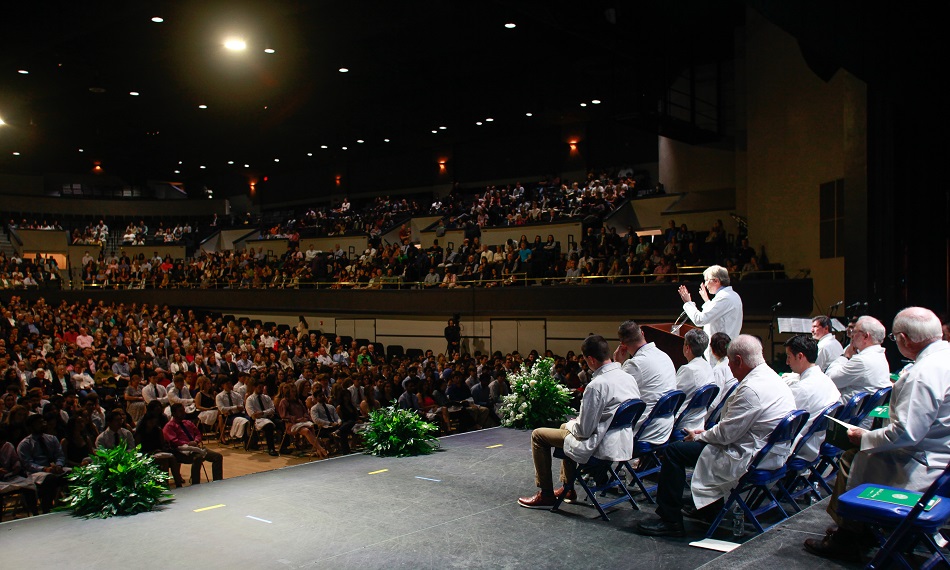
[704, 382, 739, 429]
[790, 402, 842, 458]
[748, 409, 810, 470]
[672, 383, 721, 432]
[838, 391, 870, 424]
[609, 399, 647, 432]
[852, 386, 892, 424]
[634, 390, 686, 441]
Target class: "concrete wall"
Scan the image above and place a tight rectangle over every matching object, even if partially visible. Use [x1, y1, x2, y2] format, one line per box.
[743, 9, 860, 312]
[1, 195, 229, 217]
[11, 229, 70, 255]
[419, 221, 584, 253]
[622, 195, 740, 239]
[659, 137, 737, 194]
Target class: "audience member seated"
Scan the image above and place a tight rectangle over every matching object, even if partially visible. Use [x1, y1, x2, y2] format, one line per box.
[824, 315, 892, 403]
[162, 403, 223, 484]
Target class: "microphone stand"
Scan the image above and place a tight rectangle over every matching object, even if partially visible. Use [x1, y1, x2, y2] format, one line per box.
[769, 304, 779, 364]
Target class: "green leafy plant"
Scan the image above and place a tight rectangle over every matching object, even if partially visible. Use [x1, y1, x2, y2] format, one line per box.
[499, 357, 573, 429]
[363, 404, 439, 457]
[60, 442, 173, 518]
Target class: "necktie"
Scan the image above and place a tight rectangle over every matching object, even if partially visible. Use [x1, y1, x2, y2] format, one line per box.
[322, 403, 332, 422]
[114, 430, 123, 448]
[182, 421, 195, 442]
[227, 392, 234, 406]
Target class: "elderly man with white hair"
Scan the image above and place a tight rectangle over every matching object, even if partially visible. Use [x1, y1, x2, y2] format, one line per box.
[805, 307, 950, 562]
[824, 315, 891, 404]
[636, 335, 796, 537]
[677, 264, 743, 360]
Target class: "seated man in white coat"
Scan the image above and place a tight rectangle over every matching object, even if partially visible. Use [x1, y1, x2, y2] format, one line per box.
[812, 315, 844, 372]
[784, 335, 840, 462]
[614, 320, 677, 445]
[805, 307, 950, 562]
[677, 265, 743, 361]
[825, 315, 891, 403]
[518, 335, 640, 509]
[636, 335, 796, 537]
[674, 329, 714, 432]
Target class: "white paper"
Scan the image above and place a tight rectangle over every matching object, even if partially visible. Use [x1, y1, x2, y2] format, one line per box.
[689, 538, 741, 552]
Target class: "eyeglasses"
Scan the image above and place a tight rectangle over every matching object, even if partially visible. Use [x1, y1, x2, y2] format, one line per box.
[888, 331, 903, 342]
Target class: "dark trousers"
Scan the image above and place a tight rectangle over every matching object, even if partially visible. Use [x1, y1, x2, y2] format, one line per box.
[176, 449, 224, 483]
[655, 441, 707, 524]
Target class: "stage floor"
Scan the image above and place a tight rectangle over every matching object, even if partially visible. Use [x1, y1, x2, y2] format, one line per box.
[0, 427, 845, 569]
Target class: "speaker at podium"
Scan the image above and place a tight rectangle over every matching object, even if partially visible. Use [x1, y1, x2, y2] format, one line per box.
[641, 321, 697, 369]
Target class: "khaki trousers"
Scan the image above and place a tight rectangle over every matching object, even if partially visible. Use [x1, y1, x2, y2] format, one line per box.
[531, 424, 576, 492]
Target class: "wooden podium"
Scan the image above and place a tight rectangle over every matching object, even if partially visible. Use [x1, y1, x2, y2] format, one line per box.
[641, 322, 698, 368]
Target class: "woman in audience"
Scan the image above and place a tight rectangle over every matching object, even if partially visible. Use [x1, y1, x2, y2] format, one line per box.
[124, 374, 147, 426]
[360, 384, 380, 419]
[275, 382, 327, 458]
[61, 415, 94, 467]
[194, 375, 218, 429]
[134, 410, 184, 488]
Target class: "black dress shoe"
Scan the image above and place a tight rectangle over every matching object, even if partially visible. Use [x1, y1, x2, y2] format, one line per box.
[636, 517, 686, 537]
[803, 531, 865, 562]
[682, 499, 724, 523]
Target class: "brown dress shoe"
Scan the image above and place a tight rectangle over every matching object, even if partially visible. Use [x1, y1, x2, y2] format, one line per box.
[554, 487, 577, 504]
[803, 531, 864, 562]
[518, 491, 557, 509]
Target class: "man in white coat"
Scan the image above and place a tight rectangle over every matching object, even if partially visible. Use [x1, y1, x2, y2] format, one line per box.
[805, 307, 950, 561]
[518, 335, 640, 509]
[636, 335, 796, 537]
[825, 315, 891, 403]
[613, 320, 677, 444]
[812, 315, 844, 372]
[677, 265, 743, 361]
[784, 335, 840, 462]
[674, 329, 715, 433]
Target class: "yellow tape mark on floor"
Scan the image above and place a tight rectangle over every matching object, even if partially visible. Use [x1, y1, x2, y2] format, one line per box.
[193, 504, 226, 512]
[368, 469, 389, 475]
[485, 444, 504, 449]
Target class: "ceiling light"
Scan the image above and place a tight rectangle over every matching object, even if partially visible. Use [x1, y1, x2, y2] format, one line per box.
[356, 139, 364, 143]
[485, 118, 494, 122]
[591, 99, 601, 104]
[338, 67, 349, 73]
[0, 118, 5, 126]
[129, 91, 140, 96]
[78, 148, 83, 152]
[307, 152, 313, 157]
[264, 48, 275, 54]
[505, 22, 516, 29]
[431, 130, 437, 134]
[198, 104, 207, 109]
[342, 146, 348, 150]
[525, 112, 533, 117]
[274, 158, 279, 162]
[17, 70, 29, 75]
[475, 121, 482, 126]
[174, 170, 180, 174]
[580, 103, 587, 107]
[151, 17, 164, 23]
[227, 161, 234, 165]
[200, 165, 206, 169]
[224, 38, 247, 51]
[13, 152, 20, 156]
[178, 161, 183, 164]
[244, 164, 249, 168]
[439, 126, 447, 130]
[384, 138, 390, 142]
[320, 145, 328, 149]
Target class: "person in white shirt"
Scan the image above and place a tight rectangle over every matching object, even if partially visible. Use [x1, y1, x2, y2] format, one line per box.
[167, 375, 198, 421]
[677, 265, 743, 361]
[812, 316, 844, 372]
[674, 329, 715, 432]
[142, 375, 169, 406]
[216, 377, 248, 441]
[614, 320, 677, 444]
[824, 315, 891, 404]
[707, 332, 737, 418]
[244, 380, 285, 456]
[784, 335, 840, 462]
[95, 409, 135, 450]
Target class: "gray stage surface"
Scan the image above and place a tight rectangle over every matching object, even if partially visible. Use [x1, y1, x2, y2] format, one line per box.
[0, 427, 842, 569]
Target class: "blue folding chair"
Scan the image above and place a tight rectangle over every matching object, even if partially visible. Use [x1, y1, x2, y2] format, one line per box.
[551, 398, 646, 521]
[813, 391, 871, 487]
[837, 463, 950, 570]
[620, 390, 686, 504]
[705, 409, 810, 538]
[777, 402, 842, 510]
[669, 384, 721, 442]
[852, 386, 892, 427]
[705, 382, 738, 429]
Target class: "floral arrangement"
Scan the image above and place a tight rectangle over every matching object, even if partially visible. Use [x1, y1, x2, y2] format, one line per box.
[363, 404, 440, 457]
[499, 357, 573, 429]
[60, 442, 172, 518]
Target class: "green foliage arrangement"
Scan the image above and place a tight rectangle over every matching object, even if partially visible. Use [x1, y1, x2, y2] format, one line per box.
[60, 442, 173, 518]
[499, 357, 573, 430]
[363, 404, 440, 457]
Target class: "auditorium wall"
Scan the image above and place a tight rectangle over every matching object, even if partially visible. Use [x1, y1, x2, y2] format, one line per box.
[743, 9, 860, 312]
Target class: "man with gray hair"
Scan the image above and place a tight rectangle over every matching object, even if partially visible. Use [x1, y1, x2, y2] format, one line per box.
[805, 307, 949, 561]
[677, 264, 743, 360]
[637, 334, 795, 537]
[825, 315, 891, 404]
[674, 329, 714, 432]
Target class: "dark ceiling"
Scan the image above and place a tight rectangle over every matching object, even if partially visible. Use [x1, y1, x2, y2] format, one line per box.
[0, 1, 745, 195]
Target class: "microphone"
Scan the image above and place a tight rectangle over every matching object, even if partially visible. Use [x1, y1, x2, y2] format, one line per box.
[771, 302, 783, 311]
[846, 301, 868, 310]
[670, 311, 688, 335]
[830, 301, 844, 308]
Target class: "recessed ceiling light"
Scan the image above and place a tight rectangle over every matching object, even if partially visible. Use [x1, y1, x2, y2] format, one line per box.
[307, 152, 313, 157]
[178, 161, 183, 165]
[198, 104, 207, 109]
[338, 67, 349, 73]
[12, 152, 20, 156]
[485, 118, 494, 122]
[431, 130, 437, 134]
[151, 17, 164, 23]
[475, 121, 483, 126]
[264, 48, 275, 54]
[439, 126, 447, 130]
[342, 146, 348, 150]
[174, 170, 180, 174]
[356, 139, 364, 143]
[580, 103, 587, 107]
[200, 165, 206, 169]
[0, 118, 5, 126]
[244, 164, 250, 168]
[129, 91, 140, 96]
[525, 112, 533, 117]
[224, 38, 247, 51]
[505, 22, 516, 29]
[78, 148, 83, 152]
[227, 161, 234, 165]
[274, 158, 279, 162]
[17, 70, 29, 75]
[384, 138, 390, 142]
[591, 99, 601, 105]
[320, 145, 328, 149]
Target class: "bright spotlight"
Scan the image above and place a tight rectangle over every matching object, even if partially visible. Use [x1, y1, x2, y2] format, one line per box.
[224, 38, 247, 51]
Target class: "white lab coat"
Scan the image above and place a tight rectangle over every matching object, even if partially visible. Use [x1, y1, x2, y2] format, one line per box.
[708, 356, 737, 416]
[563, 362, 641, 464]
[825, 344, 891, 403]
[675, 357, 715, 432]
[852, 341, 950, 493]
[621, 343, 677, 444]
[789, 366, 841, 461]
[691, 363, 796, 508]
[683, 285, 743, 361]
[816, 334, 844, 373]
